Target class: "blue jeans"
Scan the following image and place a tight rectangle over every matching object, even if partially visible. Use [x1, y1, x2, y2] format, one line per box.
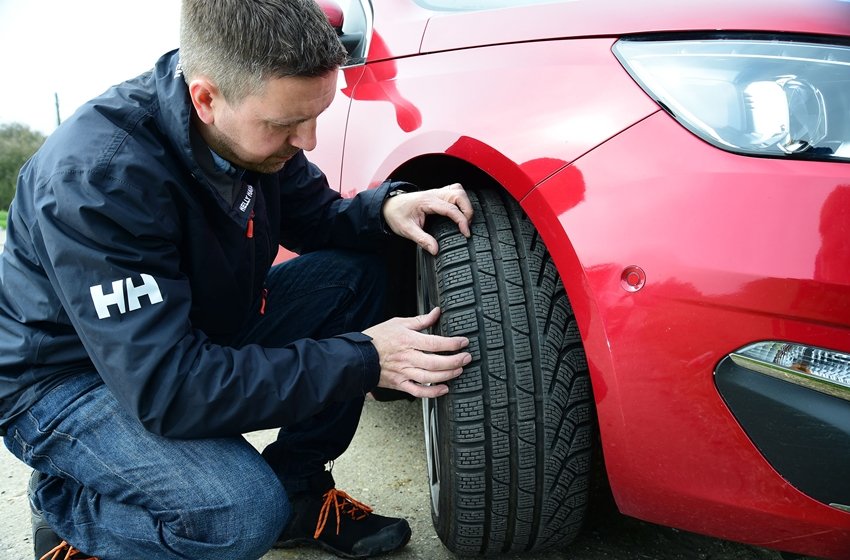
[3, 250, 387, 560]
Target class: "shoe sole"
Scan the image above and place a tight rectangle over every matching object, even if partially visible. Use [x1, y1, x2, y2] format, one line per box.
[276, 525, 412, 560]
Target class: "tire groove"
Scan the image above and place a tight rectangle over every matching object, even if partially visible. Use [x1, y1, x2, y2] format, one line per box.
[478, 190, 514, 553]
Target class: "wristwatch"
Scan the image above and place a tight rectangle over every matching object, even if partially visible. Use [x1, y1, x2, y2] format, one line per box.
[381, 188, 407, 234]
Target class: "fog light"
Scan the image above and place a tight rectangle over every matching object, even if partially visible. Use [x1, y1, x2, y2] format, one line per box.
[730, 342, 850, 401]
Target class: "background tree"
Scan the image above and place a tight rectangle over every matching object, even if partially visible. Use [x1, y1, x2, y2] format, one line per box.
[0, 123, 46, 210]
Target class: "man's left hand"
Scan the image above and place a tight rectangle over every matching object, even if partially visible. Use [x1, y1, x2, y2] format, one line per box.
[382, 183, 473, 255]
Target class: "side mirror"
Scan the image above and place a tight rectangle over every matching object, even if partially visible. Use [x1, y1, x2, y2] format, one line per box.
[316, 0, 366, 63]
[317, 0, 344, 32]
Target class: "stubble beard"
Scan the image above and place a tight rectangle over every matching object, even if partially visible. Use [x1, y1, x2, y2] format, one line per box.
[204, 127, 295, 175]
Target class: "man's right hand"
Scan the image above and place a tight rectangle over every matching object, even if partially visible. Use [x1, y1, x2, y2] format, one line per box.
[363, 307, 471, 399]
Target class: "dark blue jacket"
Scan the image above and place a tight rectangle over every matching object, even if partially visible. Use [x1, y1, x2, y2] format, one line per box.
[0, 51, 403, 438]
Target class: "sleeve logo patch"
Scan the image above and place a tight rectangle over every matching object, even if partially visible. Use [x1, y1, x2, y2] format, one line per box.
[89, 274, 164, 319]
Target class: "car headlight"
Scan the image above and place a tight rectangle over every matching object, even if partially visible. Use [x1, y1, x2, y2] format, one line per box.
[614, 35, 850, 162]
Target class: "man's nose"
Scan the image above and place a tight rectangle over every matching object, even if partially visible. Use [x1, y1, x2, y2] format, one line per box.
[290, 120, 317, 151]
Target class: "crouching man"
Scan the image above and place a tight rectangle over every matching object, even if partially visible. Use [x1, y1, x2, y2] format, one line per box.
[0, 1, 473, 558]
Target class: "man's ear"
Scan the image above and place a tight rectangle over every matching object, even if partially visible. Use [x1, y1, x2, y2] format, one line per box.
[188, 77, 220, 125]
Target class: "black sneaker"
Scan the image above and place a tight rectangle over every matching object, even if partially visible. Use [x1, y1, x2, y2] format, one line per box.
[275, 472, 411, 559]
[29, 471, 62, 560]
[29, 471, 100, 560]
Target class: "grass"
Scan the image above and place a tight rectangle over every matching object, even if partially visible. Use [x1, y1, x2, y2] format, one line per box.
[0, 210, 6, 230]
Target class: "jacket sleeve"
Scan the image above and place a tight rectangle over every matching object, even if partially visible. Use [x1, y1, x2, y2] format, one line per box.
[276, 151, 412, 254]
[29, 166, 380, 438]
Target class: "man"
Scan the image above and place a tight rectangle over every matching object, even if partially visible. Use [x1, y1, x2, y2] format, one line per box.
[0, 1, 473, 559]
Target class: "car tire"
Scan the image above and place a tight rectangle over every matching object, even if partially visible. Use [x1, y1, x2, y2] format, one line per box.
[417, 189, 595, 554]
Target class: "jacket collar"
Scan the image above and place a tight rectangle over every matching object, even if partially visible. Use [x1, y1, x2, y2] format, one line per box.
[152, 50, 256, 224]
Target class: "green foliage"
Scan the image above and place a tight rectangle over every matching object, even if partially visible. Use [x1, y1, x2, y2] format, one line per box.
[0, 209, 6, 230]
[0, 123, 46, 211]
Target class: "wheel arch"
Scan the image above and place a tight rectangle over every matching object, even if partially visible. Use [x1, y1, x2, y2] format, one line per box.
[381, 153, 506, 319]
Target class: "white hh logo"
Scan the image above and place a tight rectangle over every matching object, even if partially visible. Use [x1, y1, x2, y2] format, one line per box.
[89, 274, 164, 320]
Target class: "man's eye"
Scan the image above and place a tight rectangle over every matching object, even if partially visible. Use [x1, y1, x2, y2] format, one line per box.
[266, 121, 291, 130]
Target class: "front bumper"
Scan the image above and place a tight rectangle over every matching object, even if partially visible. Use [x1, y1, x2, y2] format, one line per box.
[716, 352, 850, 510]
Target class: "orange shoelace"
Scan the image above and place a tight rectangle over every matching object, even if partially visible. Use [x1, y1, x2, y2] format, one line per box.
[314, 488, 374, 539]
[39, 540, 99, 560]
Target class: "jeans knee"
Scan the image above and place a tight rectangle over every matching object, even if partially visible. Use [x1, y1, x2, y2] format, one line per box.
[171, 476, 289, 559]
[238, 481, 289, 556]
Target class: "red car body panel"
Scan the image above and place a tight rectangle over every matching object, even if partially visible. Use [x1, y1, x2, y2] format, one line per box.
[337, 38, 659, 198]
[527, 112, 850, 556]
[310, 1, 850, 557]
[421, 0, 850, 54]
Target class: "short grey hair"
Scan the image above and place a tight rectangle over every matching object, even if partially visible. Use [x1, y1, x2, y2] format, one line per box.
[180, 0, 347, 102]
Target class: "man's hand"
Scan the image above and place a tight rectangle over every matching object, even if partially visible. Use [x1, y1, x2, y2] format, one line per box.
[382, 183, 473, 255]
[364, 307, 471, 398]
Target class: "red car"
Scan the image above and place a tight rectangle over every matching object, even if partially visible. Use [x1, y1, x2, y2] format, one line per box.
[310, 1, 850, 558]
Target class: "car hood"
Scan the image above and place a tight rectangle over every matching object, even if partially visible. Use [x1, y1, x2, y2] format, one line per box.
[368, 0, 850, 61]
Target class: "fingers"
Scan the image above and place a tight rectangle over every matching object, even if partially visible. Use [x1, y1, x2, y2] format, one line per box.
[423, 188, 471, 239]
[445, 183, 474, 223]
[381, 183, 474, 255]
[383, 364, 465, 399]
[409, 306, 441, 331]
[408, 379, 459, 398]
[380, 338, 471, 376]
[439, 183, 473, 237]
[403, 348, 471, 376]
[402, 380, 450, 399]
[415, 231, 440, 256]
[402, 308, 469, 353]
[370, 307, 473, 399]
[392, 199, 451, 255]
[413, 330, 470, 354]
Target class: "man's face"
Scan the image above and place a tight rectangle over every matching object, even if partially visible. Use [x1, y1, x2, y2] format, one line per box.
[201, 69, 338, 174]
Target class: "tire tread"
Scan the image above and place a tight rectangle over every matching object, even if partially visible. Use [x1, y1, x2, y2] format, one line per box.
[427, 190, 593, 554]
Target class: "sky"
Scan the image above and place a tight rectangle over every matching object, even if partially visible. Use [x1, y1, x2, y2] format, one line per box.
[0, 0, 181, 135]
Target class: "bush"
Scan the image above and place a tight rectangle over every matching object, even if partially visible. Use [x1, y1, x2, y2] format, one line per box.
[0, 123, 46, 210]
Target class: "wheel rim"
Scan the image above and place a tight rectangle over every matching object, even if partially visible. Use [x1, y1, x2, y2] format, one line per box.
[423, 397, 441, 513]
[416, 247, 442, 515]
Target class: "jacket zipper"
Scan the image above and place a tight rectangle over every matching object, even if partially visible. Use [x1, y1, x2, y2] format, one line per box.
[245, 210, 268, 316]
[246, 210, 257, 312]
